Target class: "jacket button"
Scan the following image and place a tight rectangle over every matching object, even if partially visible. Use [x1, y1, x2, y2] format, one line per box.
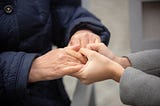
[4, 5, 13, 14]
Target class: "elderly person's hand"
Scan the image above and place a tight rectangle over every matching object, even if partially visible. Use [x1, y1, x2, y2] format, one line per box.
[68, 30, 101, 48]
[29, 45, 85, 83]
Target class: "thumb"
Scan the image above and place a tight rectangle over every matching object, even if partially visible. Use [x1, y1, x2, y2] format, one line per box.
[86, 43, 101, 52]
[79, 48, 96, 59]
[66, 44, 80, 52]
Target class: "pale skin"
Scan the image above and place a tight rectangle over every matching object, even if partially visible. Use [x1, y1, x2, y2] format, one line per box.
[29, 30, 100, 83]
[68, 30, 101, 47]
[29, 45, 84, 82]
[68, 43, 132, 84]
[86, 43, 131, 69]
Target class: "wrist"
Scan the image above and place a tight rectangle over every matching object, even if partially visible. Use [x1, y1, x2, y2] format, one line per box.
[29, 57, 43, 83]
[111, 62, 124, 82]
[29, 59, 38, 83]
[75, 29, 93, 34]
[113, 56, 131, 69]
[120, 57, 132, 69]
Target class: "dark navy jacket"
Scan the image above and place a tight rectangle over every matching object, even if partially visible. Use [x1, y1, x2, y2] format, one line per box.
[0, 0, 110, 106]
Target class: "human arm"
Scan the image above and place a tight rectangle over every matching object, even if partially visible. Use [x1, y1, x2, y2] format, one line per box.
[124, 49, 160, 76]
[51, 0, 110, 47]
[120, 67, 160, 106]
[0, 46, 84, 101]
[70, 47, 160, 106]
[70, 44, 160, 105]
[0, 52, 38, 101]
[84, 43, 160, 78]
[86, 43, 131, 68]
[84, 43, 160, 105]
[119, 49, 160, 106]
[87, 43, 160, 75]
[29, 46, 84, 82]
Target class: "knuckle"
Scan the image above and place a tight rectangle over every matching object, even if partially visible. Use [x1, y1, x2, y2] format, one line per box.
[58, 54, 64, 59]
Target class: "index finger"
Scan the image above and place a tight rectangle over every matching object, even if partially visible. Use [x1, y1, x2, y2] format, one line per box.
[65, 49, 87, 64]
[79, 48, 96, 59]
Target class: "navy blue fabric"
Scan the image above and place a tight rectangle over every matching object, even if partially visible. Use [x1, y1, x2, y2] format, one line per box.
[0, 0, 110, 106]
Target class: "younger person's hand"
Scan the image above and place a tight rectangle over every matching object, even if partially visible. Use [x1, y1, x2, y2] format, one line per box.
[86, 43, 116, 60]
[87, 43, 131, 68]
[71, 48, 124, 84]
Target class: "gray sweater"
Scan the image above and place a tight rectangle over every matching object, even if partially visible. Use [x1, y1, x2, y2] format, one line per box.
[120, 49, 160, 106]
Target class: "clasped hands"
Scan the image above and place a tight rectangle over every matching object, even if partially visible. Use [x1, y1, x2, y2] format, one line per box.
[29, 30, 130, 84]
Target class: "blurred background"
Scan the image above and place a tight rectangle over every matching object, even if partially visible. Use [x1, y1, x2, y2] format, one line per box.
[64, 0, 160, 106]
[64, 0, 130, 106]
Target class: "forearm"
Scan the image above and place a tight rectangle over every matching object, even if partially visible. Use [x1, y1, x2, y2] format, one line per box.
[0, 52, 38, 99]
[114, 56, 132, 69]
[107, 56, 131, 82]
[111, 62, 125, 82]
[67, 7, 110, 45]
[120, 67, 160, 106]
[124, 49, 160, 75]
[53, 5, 110, 46]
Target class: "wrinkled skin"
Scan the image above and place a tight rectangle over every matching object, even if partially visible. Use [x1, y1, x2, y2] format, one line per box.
[29, 45, 84, 82]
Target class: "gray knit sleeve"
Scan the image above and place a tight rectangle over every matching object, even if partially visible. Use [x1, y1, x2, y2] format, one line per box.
[120, 67, 160, 106]
[124, 49, 160, 76]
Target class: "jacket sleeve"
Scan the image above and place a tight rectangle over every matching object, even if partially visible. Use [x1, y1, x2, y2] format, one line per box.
[120, 67, 160, 106]
[51, 0, 110, 46]
[124, 49, 160, 76]
[0, 52, 38, 101]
